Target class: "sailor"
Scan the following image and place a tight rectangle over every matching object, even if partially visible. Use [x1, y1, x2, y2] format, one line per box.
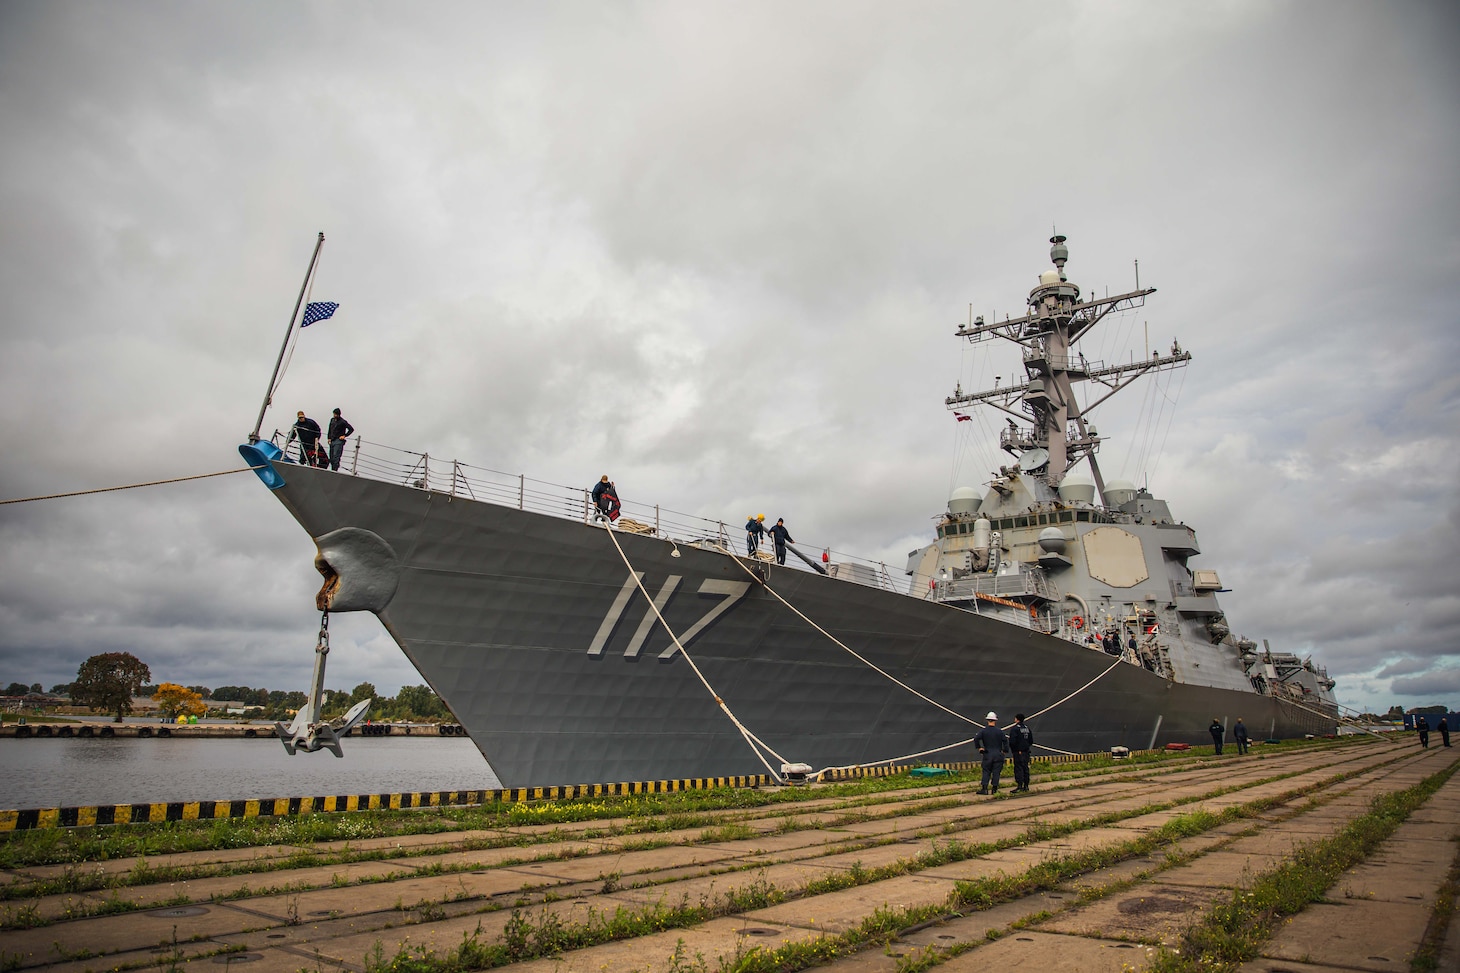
[1208, 717, 1225, 755]
[745, 515, 767, 555]
[1008, 713, 1034, 792]
[326, 408, 355, 471]
[1233, 718, 1250, 755]
[768, 517, 795, 565]
[1417, 716, 1429, 748]
[1440, 717, 1451, 748]
[591, 476, 620, 522]
[289, 411, 323, 466]
[975, 712, 1008, 794]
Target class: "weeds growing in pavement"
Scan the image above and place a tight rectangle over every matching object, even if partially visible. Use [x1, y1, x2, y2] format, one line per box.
[1146, 760, 1459, 973]
[1411, 840, 1460, 973]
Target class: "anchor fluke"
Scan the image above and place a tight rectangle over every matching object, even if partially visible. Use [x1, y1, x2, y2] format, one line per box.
[275, 610, 372, 758]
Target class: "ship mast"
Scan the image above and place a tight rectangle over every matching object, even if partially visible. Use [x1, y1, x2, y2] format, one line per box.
[946, 235, 1189, 496]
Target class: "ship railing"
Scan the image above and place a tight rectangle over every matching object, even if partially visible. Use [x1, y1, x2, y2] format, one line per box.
[934, 572, 1057, 602]
[298, 436, 907, 591]
[1021, 350, 1105, 373]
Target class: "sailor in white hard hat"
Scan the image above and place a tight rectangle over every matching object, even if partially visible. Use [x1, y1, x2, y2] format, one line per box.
[975, 711, 1009, 795]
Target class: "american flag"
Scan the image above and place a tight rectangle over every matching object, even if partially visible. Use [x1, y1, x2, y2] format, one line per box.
[300, 301, 340, 327]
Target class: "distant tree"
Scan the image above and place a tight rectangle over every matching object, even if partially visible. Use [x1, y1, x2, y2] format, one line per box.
[396, 684, 448, 720]
[3, 682, 28, 696]
[50, 683, 72, 696]
[1386, 705, 1405, 718]
[71, 653, 152, 722]
[29, 683, 42, 693]
[349, 682, 377, 705]
[152, 683, 206, 720]
[186, 685, 211, 699]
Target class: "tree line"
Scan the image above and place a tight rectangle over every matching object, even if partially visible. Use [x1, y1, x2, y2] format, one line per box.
[6, 653, 454, 723]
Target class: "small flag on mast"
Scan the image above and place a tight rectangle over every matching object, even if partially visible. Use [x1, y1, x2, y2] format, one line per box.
[300, 301, 339, 327]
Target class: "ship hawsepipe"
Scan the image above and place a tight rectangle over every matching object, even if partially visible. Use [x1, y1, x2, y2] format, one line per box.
[250, 453, 1336, 788]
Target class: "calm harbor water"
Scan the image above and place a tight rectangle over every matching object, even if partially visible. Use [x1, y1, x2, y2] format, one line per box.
[0, 736, 503, 810]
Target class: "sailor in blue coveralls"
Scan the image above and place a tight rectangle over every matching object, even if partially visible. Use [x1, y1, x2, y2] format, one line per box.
[975, 712, 1009, 795]
[1008, 713, 1034, 792]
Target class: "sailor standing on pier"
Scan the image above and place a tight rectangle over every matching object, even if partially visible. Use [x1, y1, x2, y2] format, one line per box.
[975, 712, 1009, 795]
[1008, 714, 1034, 792]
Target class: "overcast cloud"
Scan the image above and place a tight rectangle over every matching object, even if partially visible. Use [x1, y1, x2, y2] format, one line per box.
[1, 1, 1456, 716]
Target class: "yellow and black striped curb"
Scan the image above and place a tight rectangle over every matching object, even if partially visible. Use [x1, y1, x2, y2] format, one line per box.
[0, 777, 770, 831]
[0, 751, 1134, 831]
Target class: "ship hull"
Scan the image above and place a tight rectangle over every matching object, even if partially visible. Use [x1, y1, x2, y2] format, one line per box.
[267, 462, 1336, 787]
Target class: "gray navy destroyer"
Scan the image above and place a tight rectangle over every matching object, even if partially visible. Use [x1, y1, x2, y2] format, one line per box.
[241, 234, 1339, 786]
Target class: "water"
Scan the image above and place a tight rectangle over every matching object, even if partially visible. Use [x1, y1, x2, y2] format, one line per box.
[0, 736, 502, 809]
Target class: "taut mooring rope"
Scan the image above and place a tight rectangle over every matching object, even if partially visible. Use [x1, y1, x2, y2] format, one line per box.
[599, 521, 789, 779]
[0, 468, 250, 505]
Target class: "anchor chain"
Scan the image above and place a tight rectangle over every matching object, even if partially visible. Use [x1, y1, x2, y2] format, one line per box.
[275, 608, 373, 757]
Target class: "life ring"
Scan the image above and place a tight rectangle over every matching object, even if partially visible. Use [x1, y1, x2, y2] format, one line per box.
[1070, 615, 1085, 630]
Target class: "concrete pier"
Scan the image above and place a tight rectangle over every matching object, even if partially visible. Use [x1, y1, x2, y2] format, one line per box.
[0, 738, 1454, 973]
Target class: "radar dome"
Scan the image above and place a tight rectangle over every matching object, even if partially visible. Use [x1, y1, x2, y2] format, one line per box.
[1038, 527, 1066, 554]
[947, 487, 982, 517]
[1038, 269, 1061, 286]
[1058, 477, 1095, 504]
[1104, 479, 1138, 507]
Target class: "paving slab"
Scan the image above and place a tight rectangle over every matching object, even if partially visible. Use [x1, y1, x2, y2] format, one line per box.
[1259, 899, 1432, 972]
[744, 874, 958, 933]
[1034, 883, 1225, 945]
[597, 860, 847, 909]
[898, 892, 1072, 948]
[917, 857, 1021, 883]
[1158, 850, 1283, 889]
[695, 830, 842, 856]
[386, 837, 609, 872]
[505, 916, 824, 973]
[1223, 831, 1311, 857]
[303, 894, 606, 966]
[1235, 960, 1358, 973]
[493, 842, 738, 883]
[237, 865, 547, 923]
[1333, 856, 1451, 906]
[937, 930, 1158, 972]
[76, 858, 415, 911]
[801, 842, 943, 873]
[1028, 826, 1149, 855]
[0, 901, 263, 970]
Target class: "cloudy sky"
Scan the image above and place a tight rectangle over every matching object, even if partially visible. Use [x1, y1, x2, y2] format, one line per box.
[1, 1, 1456, 717]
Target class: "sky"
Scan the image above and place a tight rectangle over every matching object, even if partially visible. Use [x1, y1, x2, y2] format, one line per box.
[1, 1, 1456, 717]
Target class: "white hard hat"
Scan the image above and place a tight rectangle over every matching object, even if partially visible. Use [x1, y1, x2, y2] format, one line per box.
[985, 711, 997, 721]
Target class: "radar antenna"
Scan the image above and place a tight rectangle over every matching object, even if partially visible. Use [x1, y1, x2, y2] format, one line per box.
[945, 235, 1189, 493]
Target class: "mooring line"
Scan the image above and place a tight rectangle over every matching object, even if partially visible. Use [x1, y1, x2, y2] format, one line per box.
[599, 522, 789, 779]
[729, 554, 1130, 773]
[0, 468, 250, 505]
